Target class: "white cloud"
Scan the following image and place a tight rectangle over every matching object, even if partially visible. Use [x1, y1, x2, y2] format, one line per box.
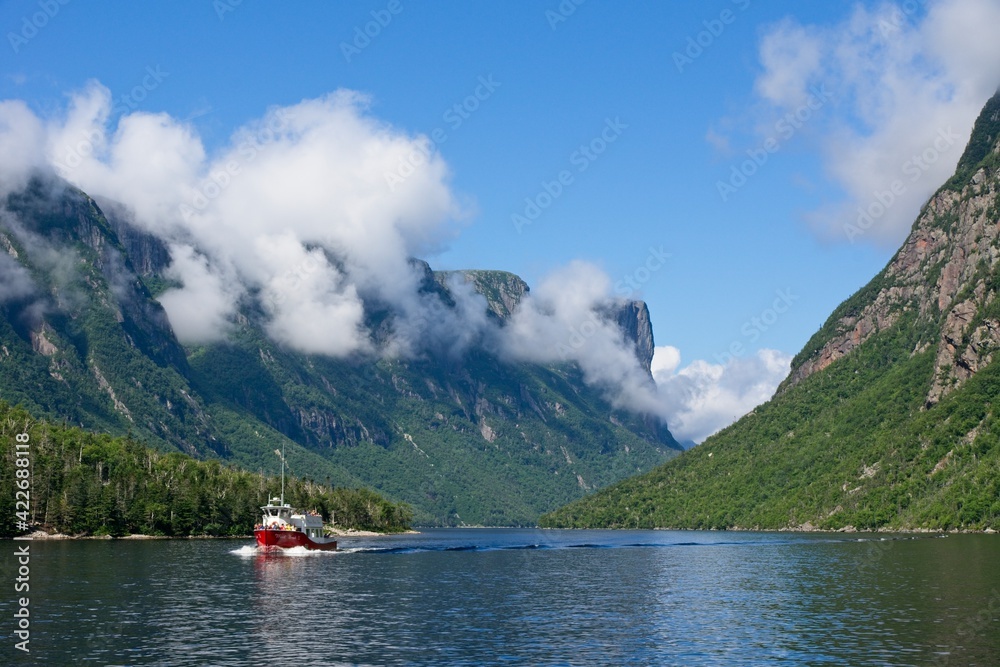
[47, 81, 205, 236]
[704, 127, 733, 156]
[755, 19, 824, 109]
[5, 82, 470, 355]
[0, 251, 36, 304]
[501, 260, 663, 415]
[749, 0, 1000, 246]
[652, 346, 792, 444]
[0, 82, 677, 430]
[386, 272, 492, 360]
[0, 100, 47, 198]
[255, 234, 371, 357]
[157, 244, 240, 344]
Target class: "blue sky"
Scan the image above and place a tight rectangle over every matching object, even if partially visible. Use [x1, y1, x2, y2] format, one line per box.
[3, 0, 1000, 441]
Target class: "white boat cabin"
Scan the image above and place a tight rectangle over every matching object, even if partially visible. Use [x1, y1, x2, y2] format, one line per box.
[260, 498, 327, 539]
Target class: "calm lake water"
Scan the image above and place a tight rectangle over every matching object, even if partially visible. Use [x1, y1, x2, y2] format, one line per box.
[3, 529, 999, 666]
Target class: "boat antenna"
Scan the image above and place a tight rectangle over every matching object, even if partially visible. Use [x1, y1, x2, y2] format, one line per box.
[274, 446, 286, 505]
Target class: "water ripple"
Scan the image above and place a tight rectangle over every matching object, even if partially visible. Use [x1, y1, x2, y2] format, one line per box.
[8, 529, 998, 666]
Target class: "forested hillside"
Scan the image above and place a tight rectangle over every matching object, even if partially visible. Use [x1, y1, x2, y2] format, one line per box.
[0, 401, 412, 538]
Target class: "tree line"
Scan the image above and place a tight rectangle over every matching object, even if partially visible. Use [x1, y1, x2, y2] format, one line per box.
[0, 401, 412, 538]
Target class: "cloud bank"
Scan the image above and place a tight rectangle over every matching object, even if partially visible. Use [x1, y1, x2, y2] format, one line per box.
[0, 250, 36, 305]
[652, 346, 792, 444]
[500, 261, 664, 415]
[35, 82, 468, 354]
[0, 100, 47, 199]
[1, 82, 685, 427]
[748, 0, 1000, 246]
[1, 80, 801, 442]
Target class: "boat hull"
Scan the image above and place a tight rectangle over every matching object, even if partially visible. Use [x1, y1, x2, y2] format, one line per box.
[255, 529, 337, 551]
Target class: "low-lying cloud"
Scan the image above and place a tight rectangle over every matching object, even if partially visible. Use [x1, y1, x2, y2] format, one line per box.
[34, 82, 467, 354]
[156, 244, 241, 345]
[500, 261, 663, 415]
[652, 346, 792, 444]
[0, 81, 679, 428]
[1, 81, 799, 442]
[0, 100, 47, 199]
[0, 250, 36, 305]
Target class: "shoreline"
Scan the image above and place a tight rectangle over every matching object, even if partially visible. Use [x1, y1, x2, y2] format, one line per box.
[13, 528, 420, 541]
[543, 525, 998, 534]
[673, 524, 998, 534]
[10, 526, 997, 540]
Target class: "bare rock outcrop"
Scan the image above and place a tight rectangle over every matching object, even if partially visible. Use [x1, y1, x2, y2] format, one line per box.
[782, 90, 1000, 408]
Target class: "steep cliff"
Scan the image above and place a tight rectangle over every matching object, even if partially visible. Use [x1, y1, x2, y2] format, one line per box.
[610, 300, 655, 373]
[0, 180, 201, 447]
[783, 91, 1000, 408]
[438, 269, 529, 320]
[93, 196, 172, 279]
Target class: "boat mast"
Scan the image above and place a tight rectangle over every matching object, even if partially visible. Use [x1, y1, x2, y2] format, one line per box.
[274, 445, 286, 506]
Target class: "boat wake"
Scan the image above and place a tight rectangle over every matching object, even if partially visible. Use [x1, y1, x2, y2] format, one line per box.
[230, 544, 338, 557]
[231, 533, 948, 558]
[338, 534, 948, 556]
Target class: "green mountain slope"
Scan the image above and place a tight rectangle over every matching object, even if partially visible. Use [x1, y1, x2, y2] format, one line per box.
[541, 90, 1000, 532]
[185, 316, 677, 526]
[1, 179, 679, 526]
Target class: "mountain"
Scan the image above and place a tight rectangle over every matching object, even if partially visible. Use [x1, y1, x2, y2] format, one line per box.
[541, 90, 1000, 532]
[0, 177, 680, 526]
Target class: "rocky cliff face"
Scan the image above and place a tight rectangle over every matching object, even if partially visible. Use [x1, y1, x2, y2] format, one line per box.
[1, 178, 209, 451]
[783, 90, 1000, 408]
[441, 269, 529, 320]
[440, 269, 656, 374]
[94, 196, 172, 278]
[611, 300, 655, 373]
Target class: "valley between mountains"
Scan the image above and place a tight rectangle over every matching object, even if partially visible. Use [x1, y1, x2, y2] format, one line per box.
[5, 89, 1000, 534]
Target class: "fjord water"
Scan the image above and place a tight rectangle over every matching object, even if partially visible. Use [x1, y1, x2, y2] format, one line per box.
[6, 530, 999, 666]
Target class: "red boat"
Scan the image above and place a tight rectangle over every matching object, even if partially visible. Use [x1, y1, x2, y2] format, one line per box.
[254, 497, 338, 551]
